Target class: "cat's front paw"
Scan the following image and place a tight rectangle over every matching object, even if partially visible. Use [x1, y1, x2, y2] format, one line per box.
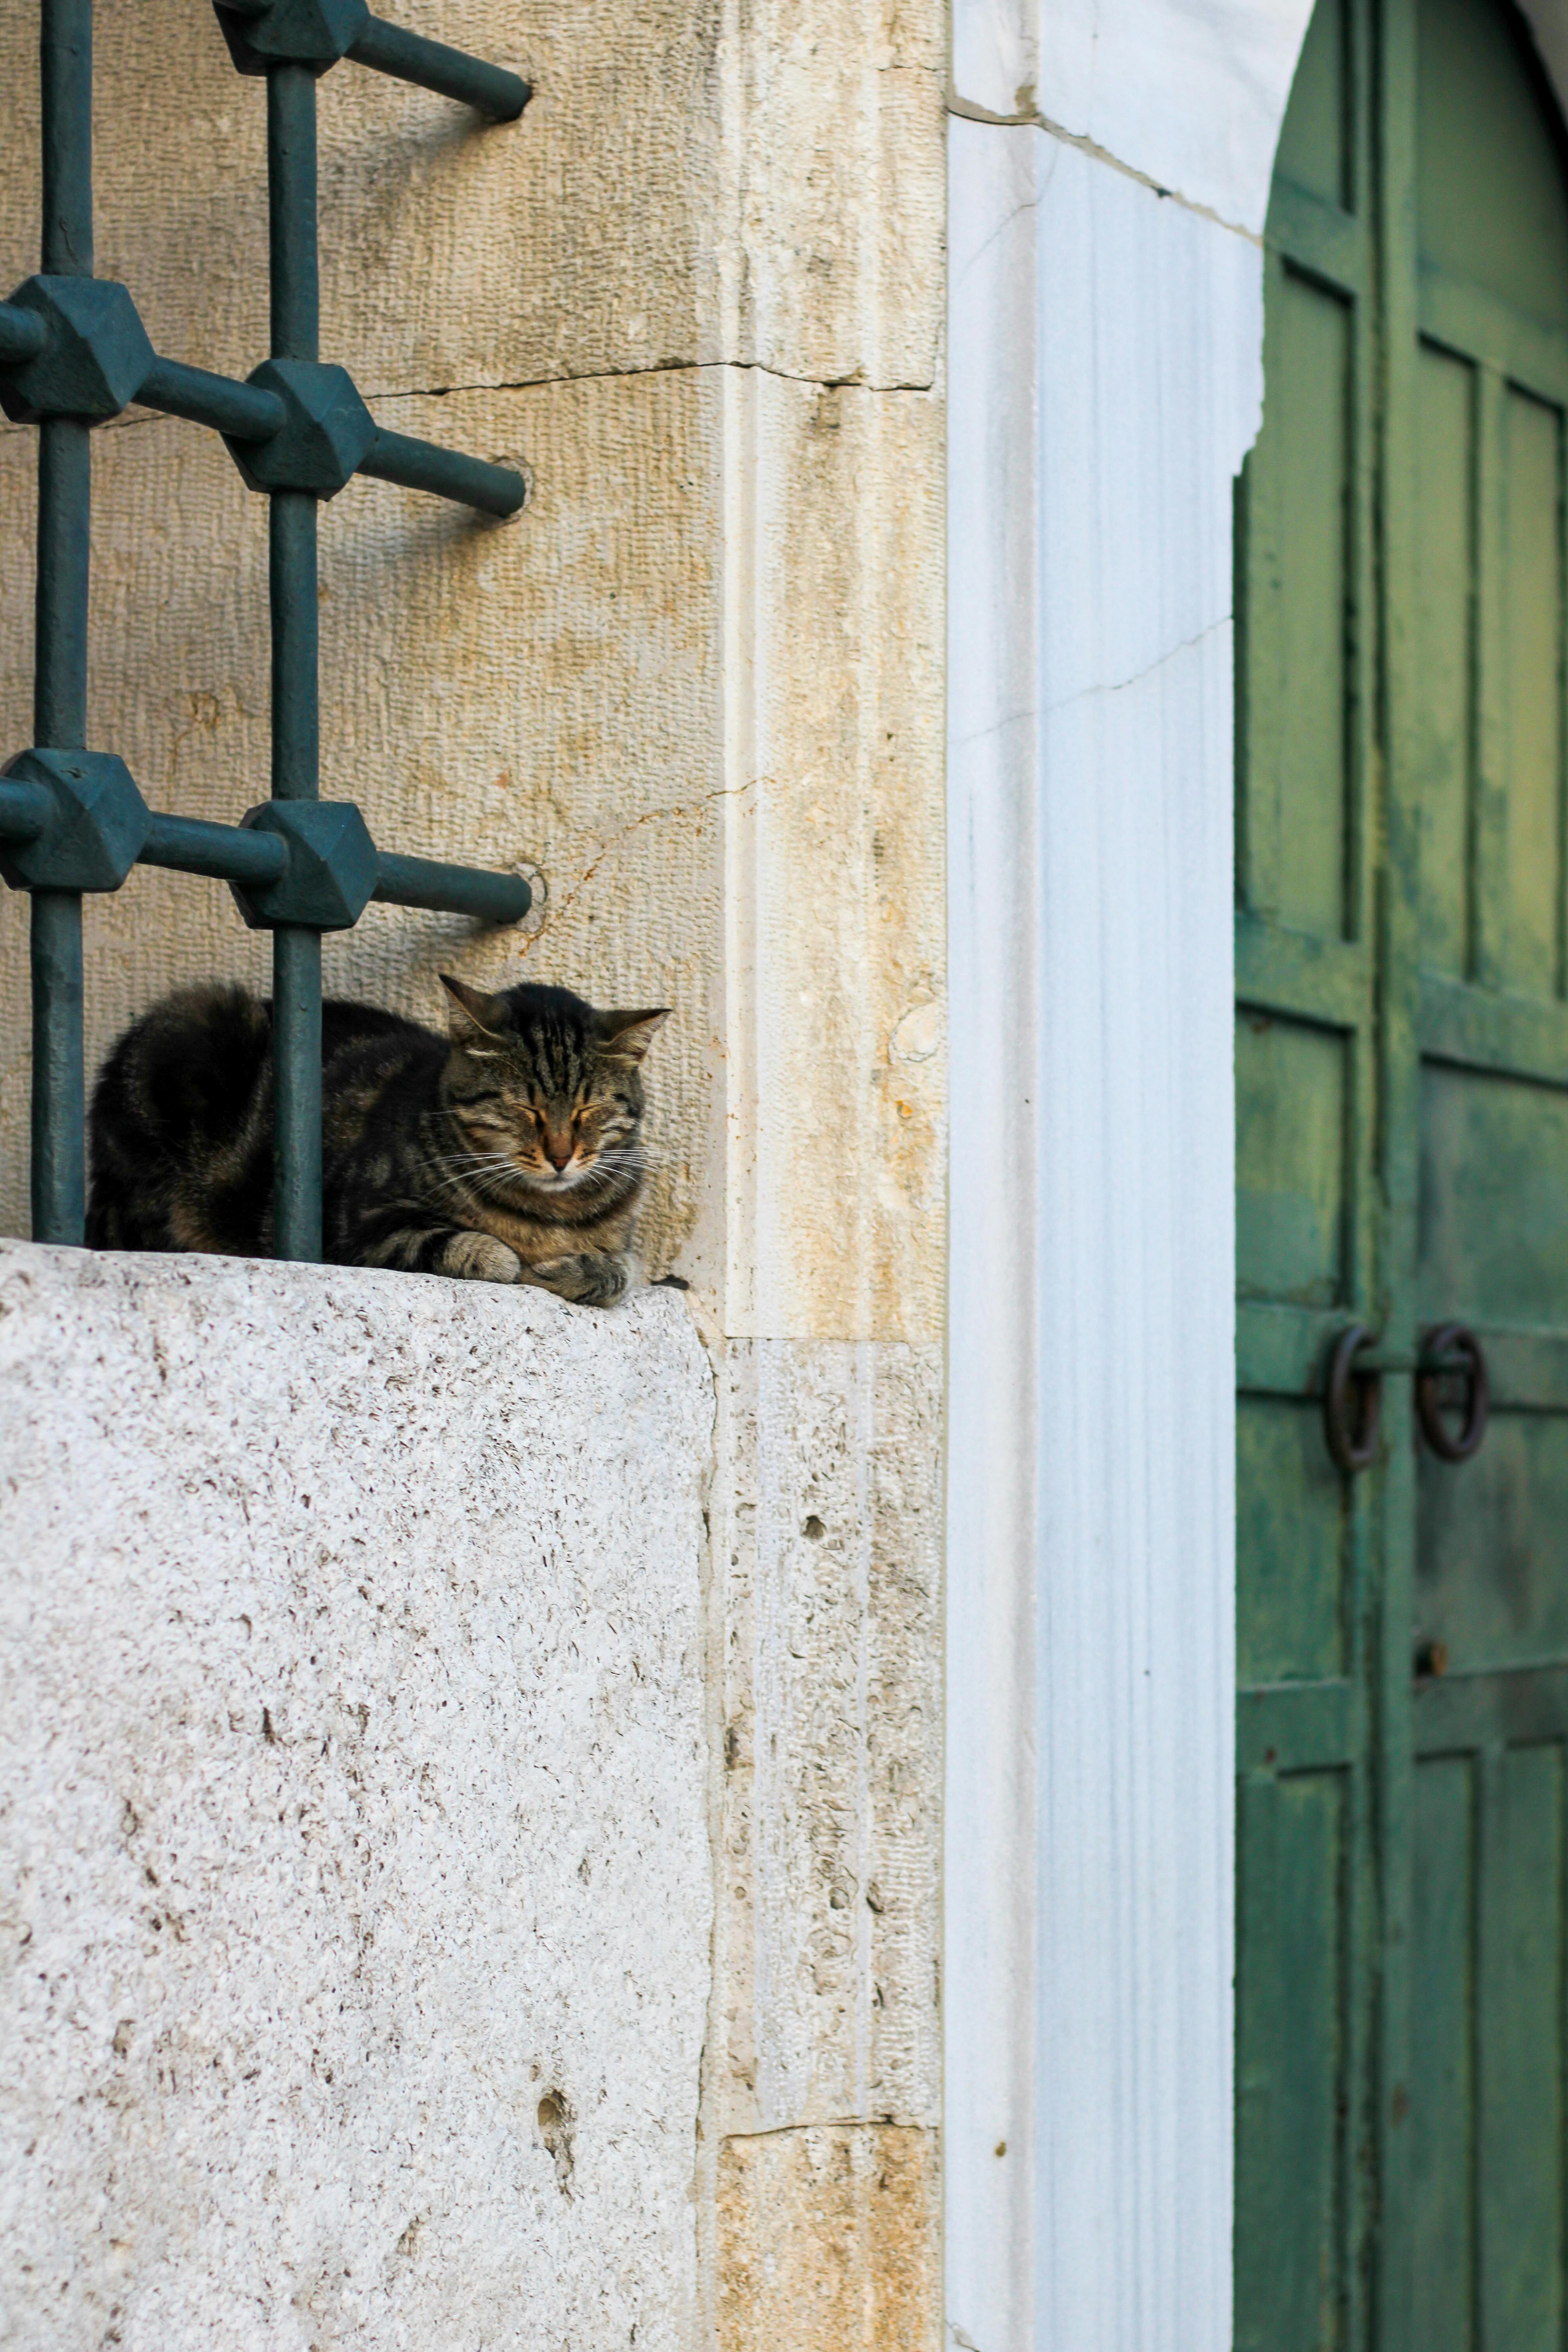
[531, 1250, 635, 1308]
[446, 1229, 523, 1284]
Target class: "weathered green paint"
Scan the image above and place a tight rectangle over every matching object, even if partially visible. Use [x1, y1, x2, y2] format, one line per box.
[1238, 1395, 1349, 1684]
[1236, 0, 1568, 2336]
[1236, 1011, 1350, 1307]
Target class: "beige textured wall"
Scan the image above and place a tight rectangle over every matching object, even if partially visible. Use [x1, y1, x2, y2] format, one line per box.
[0, 2, 945, 2340]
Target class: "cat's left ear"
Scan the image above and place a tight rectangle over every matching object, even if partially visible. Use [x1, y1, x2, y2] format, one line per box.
[440, 973, 510, 1042]
[597, 1008, 670, 1063]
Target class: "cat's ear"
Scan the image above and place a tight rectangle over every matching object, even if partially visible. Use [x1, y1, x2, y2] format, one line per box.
[439, 973, 510, 1044]
[596, 1008, 670, 1064]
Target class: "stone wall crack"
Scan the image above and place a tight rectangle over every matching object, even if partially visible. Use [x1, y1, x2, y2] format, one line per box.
[0, 357, 939, 447]
[720, 2118, 935, 2145]
[945, 89, 1262, 243]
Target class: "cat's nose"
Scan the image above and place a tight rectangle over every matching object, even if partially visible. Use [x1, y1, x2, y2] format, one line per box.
[545, 1135, 574, 1170]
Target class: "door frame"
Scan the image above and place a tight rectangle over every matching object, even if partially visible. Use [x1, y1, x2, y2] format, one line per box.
[943, 0, 1307, 2336]
[946, 0, 1568, 2342]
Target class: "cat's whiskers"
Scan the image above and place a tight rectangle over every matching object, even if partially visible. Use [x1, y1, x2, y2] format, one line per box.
[426, 1136, 655, 1209]
[424, 1152, 530, 1206]
[571, 1151, 649, 1199]
[427, 1154, 516, 1186]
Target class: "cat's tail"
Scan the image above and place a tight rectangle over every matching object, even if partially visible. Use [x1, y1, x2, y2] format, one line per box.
[86, 984, 271, 1250]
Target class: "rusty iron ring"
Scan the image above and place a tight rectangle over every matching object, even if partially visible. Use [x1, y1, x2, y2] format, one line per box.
[1416, 1323, 1489, 1463]
[1324, 1324, 1381, 1475]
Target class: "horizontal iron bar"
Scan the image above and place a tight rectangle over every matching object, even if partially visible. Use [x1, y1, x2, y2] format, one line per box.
[139, 355, 287, 442]
[0, 302, 47, 363]
[140, 810, 290, 885]
[0, 779, 56, 841]
[129, 811, 530, 924]
[347, 16, 530, 119]
[373, 851, 531, 923]
[358, 426, 526, 518]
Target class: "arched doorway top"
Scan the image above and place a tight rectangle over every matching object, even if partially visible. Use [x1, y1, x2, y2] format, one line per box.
[952, 0, 1319, 233]
[1421, 0, 1568, 325]
[1517, 0, 1568, 149]
[955, 0, 1568, 248]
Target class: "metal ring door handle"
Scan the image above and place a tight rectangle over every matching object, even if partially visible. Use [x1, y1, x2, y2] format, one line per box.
[1324, 1324, 1381, 1474]
[1416, 1323, 1489, 1462]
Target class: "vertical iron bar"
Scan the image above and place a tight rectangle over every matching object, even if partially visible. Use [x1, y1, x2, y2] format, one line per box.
[41, 0, 93, 275]
[32, 0, 94, 1245]
[268, 495, 320, 1258]
[271, 927, 321, 1259]
[29, 891, 84, 1242]
[266, 62, 322, 1260]
[269, 492, 318, 801]
[36, 420, 90, 750]
[267, 64, 318, 361]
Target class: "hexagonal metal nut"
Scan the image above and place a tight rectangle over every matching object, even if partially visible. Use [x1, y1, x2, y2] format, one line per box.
[223, 359, 376, 498]
[230, 801, 379, 931]
[212, 0, 369, 72]
[0, 749, 149, 891]
[0, 278, 155, 424]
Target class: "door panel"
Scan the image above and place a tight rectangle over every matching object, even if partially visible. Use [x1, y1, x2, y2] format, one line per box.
[1414, 343, 1477, 982]
[1238, 1396, 1350, 1681]
[1410, 1717, 1568, 2351]
[1418, 1420, 1568, 1662]
[1499, 390, 1564, 996]
[1237, 1010, 1350, 1304]
[1277, 0, 1353, 209]
[1237, 0, 1568, 2339]
[1416, 0, 1568, 328]
[1420, 1062, 1568, 1324]
[1481, 1741, 1564, 2349]
[1408, 1754, 1477, 2352]
[1410, 1738, 1568, 2349]
[1236, 1767, 1353, 2352]
[1276, 272, 1356, 939]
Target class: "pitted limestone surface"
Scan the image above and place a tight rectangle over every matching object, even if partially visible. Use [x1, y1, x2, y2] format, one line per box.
[0, 1243, 712, 2352]
[717, 2124, 940, 2351]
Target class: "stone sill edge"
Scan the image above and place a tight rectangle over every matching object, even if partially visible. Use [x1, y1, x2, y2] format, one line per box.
[0, 1233, 698, 1343]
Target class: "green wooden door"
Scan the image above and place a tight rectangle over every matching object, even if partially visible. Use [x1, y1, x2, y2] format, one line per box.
[1236, 0, 1568, 2340]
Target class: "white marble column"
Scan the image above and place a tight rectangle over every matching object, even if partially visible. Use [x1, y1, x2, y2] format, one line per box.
[944, 0, 1312, 2340]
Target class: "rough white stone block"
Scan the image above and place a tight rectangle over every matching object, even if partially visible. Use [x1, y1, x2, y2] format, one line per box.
[0, 1245, 713, 2352]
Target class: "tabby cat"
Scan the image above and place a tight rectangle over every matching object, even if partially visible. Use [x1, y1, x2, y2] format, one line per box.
[85, 976, 668, 1307]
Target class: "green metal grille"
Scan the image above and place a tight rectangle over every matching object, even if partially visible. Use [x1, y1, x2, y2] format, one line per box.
[0, 0, 534, 1259]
